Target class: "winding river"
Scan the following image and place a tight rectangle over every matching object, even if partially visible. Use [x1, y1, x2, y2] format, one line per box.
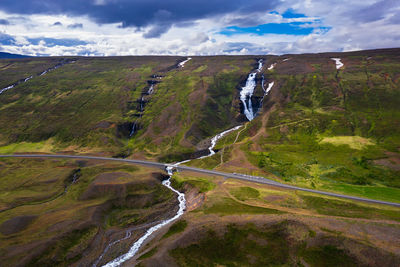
[101, 169, 186, 267]
[99, 58, 275, 266]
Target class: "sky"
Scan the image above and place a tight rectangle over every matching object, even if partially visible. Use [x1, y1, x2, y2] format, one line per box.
[0, 0, 399, 56]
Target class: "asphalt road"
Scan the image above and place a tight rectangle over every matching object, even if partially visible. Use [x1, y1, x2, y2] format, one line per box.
[1, 154, 399, 208]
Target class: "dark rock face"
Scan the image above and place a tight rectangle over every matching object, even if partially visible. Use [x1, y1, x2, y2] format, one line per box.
[116, 122, 136, 138]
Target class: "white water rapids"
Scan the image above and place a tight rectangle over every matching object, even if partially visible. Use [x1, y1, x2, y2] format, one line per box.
[101, 169, 186, 267]
[331, 58, 344, 69]
[199, 125, 243, 159]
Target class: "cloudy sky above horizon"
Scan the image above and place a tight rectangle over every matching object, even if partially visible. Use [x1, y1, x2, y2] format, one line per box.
[0, 0, 399, 56]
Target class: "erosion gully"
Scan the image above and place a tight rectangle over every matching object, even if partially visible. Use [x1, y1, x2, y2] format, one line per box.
[97, 57, 275, 266]
[0, 58, 76, 95]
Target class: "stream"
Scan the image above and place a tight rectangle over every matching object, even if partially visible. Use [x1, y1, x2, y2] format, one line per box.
[331, 58, 344, 69]
[0, 59, 75, 95]
[99, 58, 275, 266]
[101, 168, 186, 267]
[129, 57, 191, 137]
[178, 57, 192, 68]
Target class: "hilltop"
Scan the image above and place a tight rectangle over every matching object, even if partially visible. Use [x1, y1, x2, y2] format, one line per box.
[0, 48, 399, 266]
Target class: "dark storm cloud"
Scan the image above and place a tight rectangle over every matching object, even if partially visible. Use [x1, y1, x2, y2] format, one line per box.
[350, 0, 400, 22]
[67, 23, 83, 29]
[52, 21, 62, 26]
[0, 0, 280, 37]
[0, 19, 10, 25]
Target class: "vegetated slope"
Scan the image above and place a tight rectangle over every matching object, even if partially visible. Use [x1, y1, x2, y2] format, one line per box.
[129, 56, 266, 162]
[0, 56, 263, 158]
[0, 158, 177, 266]
[0, 56, 180, 154]
[133, 171, 400, 267]
[212, 48, 400, 203]
[0, 57, 66, 88]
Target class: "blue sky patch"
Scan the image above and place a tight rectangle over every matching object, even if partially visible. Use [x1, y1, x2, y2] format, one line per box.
[282, 9, 307, 19]
[28, 38, 88, 47]
[219, 22, 324, 36]
[0, 33, 15, 45]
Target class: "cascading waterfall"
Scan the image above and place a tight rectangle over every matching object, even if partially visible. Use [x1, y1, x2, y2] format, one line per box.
[240, 72, 257, 121]
[240, 59, 263, 121]
[98, 58, 277, 266]
[129, 79, 159, 137]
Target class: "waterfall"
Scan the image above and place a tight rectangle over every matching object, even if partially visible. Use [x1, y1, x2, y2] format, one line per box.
[97, 59, 278, 266]
[239, 59, 264, 121]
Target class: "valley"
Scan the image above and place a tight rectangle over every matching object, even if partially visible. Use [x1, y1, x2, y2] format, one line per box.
[0, 48, 399, 266]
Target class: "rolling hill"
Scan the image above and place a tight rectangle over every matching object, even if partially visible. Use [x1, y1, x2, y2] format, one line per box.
[0, 48, 399, 266]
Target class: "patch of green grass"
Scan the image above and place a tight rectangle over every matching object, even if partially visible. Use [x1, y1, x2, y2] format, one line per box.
[230, 186, 260, 201]
[170, 223, 292, 267]
[138, 247, 158, 260]
[321, 183, 400, 203]
[0, 141, 54, 154]
[320, 135, 375, 150]
[301, 195, 400, 221]
[171, 174, 216, 193]
[170, 221, 364, 267]
[302, 245, 357, 267]
[193, 65, 207, 73]
[162, 220, 187, 239]
[202, 197, 283, 215]
[27, 225, 99, 266]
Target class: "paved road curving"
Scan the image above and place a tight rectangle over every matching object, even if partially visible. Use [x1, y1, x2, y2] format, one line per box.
[1, 154, 399, 208]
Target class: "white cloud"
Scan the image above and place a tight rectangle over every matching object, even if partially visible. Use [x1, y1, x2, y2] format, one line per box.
[0, 0, 399, 56]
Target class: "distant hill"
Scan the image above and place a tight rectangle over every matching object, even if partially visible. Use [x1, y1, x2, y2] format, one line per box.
[0, 52, 31, 59]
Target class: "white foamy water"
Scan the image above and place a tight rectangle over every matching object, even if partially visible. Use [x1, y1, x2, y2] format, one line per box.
[199, 125, 243, 159]
[147, 84, 154, 94]
[282, 58, 291, 62]
[257, 59, 263, 72]
[0, 60, 75, 96]
[268, 63, 276, 70]
[240, 72, 257, 121]
[331, 58, 344, 69]
[0, 84, 15, 95]
[265, 81, 274, 95]
[101, 171, 186, 267]
[178, 57, 192, 68]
